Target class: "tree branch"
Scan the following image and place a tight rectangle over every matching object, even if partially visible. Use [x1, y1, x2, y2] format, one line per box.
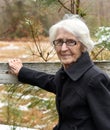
[58, 0, 72, 13]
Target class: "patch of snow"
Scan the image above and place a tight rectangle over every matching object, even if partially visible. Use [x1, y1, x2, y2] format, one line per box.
[0, 44, 19, 50]
[21, 54, 29, 58]
[34, 124, 47, 129]
[42, 109, 51, 114]
[19, 103, 31, 111]
[20, 95, 33, 100]
[19, 105, 29, 111]
[0, 124, 36, 130]
[0, 102, 7, 108]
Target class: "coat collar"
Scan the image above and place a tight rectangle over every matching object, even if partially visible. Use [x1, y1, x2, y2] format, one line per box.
[63, 52, 94, 81]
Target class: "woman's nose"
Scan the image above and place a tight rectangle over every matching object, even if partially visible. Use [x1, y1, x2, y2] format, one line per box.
[61, 43, 68, 51]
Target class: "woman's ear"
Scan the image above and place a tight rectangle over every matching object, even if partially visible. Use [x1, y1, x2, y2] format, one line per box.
[80, 43, 87, 53]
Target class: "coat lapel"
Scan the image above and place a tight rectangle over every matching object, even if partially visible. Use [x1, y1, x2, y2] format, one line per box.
[65, 52, 94, 81]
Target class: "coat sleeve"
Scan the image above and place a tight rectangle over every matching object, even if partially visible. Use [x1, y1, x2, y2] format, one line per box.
[18, 67, 56, 94]
[87, 73, 110, 130]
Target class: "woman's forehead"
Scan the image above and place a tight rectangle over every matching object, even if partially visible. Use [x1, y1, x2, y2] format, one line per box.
[55, 28, 77, 39]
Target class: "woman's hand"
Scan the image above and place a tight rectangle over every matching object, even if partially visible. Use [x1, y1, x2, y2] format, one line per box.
[8, 59, 23, 76]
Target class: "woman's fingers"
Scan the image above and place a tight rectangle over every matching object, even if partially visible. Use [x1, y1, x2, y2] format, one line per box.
[8, 58, 23, 76]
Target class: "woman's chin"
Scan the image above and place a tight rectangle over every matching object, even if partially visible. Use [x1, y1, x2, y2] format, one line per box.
[61, 59, 73, 66]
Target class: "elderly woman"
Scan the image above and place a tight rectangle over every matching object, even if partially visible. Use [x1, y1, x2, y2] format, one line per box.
[8, 15, 110, 130]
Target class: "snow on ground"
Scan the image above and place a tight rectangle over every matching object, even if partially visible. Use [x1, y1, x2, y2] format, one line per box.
[0, 43, 19, 50]
[0, 124, 37, 130]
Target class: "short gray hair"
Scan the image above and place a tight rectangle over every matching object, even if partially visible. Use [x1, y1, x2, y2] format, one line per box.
[49, 14, 95, 52]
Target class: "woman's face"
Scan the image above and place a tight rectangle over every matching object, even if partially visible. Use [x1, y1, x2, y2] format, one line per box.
[54, 28, 84, 69]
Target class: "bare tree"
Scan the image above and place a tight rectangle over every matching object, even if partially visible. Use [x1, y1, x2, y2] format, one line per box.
[58, 0, 86, 17]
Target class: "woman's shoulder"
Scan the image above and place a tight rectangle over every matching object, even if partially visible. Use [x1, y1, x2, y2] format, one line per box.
[86, 65, 109, 78]
[86, 65, 110, 89]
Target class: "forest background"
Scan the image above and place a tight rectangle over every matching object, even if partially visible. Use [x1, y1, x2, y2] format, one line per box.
[0, 0, 110, 130]
[0, 0, 110, 40]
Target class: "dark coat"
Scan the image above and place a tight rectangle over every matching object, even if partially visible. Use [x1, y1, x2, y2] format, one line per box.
[18, 52, 110, 130]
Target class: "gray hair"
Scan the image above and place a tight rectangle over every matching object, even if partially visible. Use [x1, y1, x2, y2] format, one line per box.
[49, 14, 95, 52]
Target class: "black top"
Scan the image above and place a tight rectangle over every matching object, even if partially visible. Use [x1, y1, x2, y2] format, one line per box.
[18, 52, 110, 130]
